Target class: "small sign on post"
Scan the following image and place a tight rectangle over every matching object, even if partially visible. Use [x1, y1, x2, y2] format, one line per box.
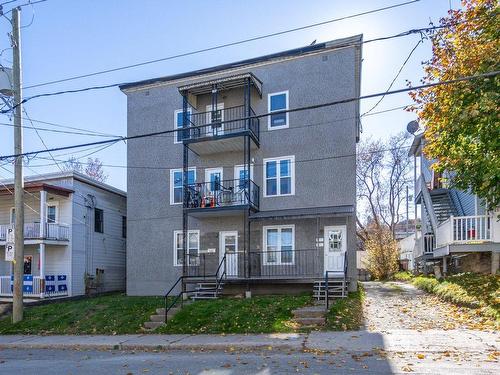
[5, 243, 14, 262]
[5, 225, 15, 262]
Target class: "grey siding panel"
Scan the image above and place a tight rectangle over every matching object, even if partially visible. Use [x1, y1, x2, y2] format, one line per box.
[125, 43, 359, 295]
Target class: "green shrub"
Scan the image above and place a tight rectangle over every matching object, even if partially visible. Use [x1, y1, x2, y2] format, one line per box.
[393, 271, 413, 281]
[412, 276, 439, 293]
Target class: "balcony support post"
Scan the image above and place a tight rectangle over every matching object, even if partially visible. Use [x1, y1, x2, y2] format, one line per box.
[39, 189, 47, 239]
[39, 243, 45, 298]
[182, 93, 189, 294]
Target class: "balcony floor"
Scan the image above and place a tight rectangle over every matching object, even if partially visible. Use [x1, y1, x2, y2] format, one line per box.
[185, 131, 259, 155]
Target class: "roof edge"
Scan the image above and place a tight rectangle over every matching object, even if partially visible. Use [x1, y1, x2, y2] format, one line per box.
[119, 34, 363, 92]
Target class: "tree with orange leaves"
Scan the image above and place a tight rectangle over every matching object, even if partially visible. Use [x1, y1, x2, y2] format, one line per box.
[410, 0, 499, 208]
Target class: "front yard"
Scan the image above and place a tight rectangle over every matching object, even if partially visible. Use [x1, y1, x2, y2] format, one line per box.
[0, 290, 365, 334]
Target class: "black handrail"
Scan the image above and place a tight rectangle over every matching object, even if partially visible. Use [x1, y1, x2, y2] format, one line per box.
[163, 254, 227, 323]
[164, 275, 185, 322]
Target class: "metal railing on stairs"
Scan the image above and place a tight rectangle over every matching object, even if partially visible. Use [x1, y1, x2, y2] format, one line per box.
[164, 254, 226, 323]
[325, 251, 348, 311]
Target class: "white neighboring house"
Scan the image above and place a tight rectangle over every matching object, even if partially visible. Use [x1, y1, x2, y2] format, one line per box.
[0, 171, 127, 300]
[398, 233, 416, 271]
[409, 133, 500, 274]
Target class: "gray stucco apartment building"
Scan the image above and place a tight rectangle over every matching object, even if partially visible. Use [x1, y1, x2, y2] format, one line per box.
[120, 35, 362, 298]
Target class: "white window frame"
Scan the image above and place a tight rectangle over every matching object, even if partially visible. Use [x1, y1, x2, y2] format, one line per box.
[267, 90, 289, 130]
[173, 229, 200, 267]
[170, 168, 196, 205]
[46, 201, 59, 224]
[263, 155, 295, 197]
[263, 225, 295, 265]
[174, 108, 192, 144]
[234, 164, 254, 182]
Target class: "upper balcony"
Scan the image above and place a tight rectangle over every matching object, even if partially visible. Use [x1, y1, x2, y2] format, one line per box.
[178, 73, 262, 155]
[0, 222, 70, 244]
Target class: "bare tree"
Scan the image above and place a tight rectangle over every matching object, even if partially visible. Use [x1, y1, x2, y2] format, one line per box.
[356, 132, 413, 240]
[63, 157, 108, 183]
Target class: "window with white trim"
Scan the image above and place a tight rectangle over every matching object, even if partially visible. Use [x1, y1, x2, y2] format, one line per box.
[264, 156, 294, 197]
[170, 168, 196, 205]
[174, 108, 192, 143]
[268, 91, 289, 129]
[263, 225, 294, 265]
[47, 204, 58, 223]
[173, 230, 200, 266]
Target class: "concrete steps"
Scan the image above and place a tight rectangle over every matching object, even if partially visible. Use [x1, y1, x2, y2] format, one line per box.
[292, 304, 326, 328]
[143, 307, 180, 331]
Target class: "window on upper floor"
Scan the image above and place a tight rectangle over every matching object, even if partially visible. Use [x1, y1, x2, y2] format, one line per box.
[170, 168, 196, 205]
[47, 204, 58, 223]
[174, 108, 192, 144]
[94, 208, 104, 233]
[173, 230, 200, 266]
[264, 156, 295, 197]
[268, 91, 289, 129]
[122, 216, 127, 238]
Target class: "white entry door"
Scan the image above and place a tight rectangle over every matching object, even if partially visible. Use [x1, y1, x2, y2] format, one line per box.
[205, 168, 223, 193]
[324, 226, 347, 275]
[220, 231, 238, 277]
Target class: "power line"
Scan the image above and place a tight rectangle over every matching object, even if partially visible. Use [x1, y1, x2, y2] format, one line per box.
[0, 0, 47, 14]
[0, 120, 124, 137]
[22, 0, 421, 90]
[361, 38, 424, 116]
[22, 106, 63, 171]
[0, 21, 473, 115]
[0, 69, 495, 161]
[26, 145, 412, 172]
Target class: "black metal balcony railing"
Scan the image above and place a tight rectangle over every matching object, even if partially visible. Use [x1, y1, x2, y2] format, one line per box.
[181, 105, 259, 142]
[249, 248, 322, 278]
[180, 248, 327, 279]
[186, 178, 259, 211]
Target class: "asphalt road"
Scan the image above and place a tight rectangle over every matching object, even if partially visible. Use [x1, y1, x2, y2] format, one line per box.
[0, 347, 497, 374]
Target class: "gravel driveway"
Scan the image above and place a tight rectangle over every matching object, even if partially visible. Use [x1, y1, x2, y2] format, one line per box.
[361, 281, 496, 332]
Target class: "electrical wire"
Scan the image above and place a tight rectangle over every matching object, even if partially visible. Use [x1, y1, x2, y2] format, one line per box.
[361, 38, 424, 116]
[0, 69, 496, 161]
[22, 0, 421, 90]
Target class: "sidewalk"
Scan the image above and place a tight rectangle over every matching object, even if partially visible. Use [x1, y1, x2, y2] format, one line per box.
[0, 329, 498, 353]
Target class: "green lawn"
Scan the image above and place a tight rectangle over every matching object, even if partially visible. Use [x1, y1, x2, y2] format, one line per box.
[325, 284, 365, 331]
[158, 294, 311, 334]
[0, 293, 163, 335]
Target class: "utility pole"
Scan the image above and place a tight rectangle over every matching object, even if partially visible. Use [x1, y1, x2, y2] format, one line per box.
[12, 7, 24, 323]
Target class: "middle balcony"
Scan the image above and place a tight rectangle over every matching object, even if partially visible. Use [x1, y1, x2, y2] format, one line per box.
[185, 178, 259, 216]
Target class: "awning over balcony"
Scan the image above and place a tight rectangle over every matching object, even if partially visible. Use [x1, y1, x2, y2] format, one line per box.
[0, 183, 73, 197]
[250, 205, 355, 221]
[178, 72, 262, 97]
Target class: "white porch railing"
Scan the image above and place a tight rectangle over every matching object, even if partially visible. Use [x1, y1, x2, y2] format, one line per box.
[436, 215, 494, 246]
[0, 274, 68, 298]
[0, 223, 69, 241]
[423, 233, 435, 254]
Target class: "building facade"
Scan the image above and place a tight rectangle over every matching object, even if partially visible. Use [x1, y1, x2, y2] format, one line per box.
[0, 171, 127, 299]
[121, 36, 362, 296]
[409, 134, 500, 274]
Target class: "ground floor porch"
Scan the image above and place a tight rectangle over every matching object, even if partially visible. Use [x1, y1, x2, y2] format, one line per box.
[0, 243, 70, 299]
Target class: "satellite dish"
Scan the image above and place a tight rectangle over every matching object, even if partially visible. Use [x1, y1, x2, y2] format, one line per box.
[406, 120, 419, 134]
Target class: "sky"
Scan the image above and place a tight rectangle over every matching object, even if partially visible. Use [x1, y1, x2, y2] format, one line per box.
[0, 0, 458, 191]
